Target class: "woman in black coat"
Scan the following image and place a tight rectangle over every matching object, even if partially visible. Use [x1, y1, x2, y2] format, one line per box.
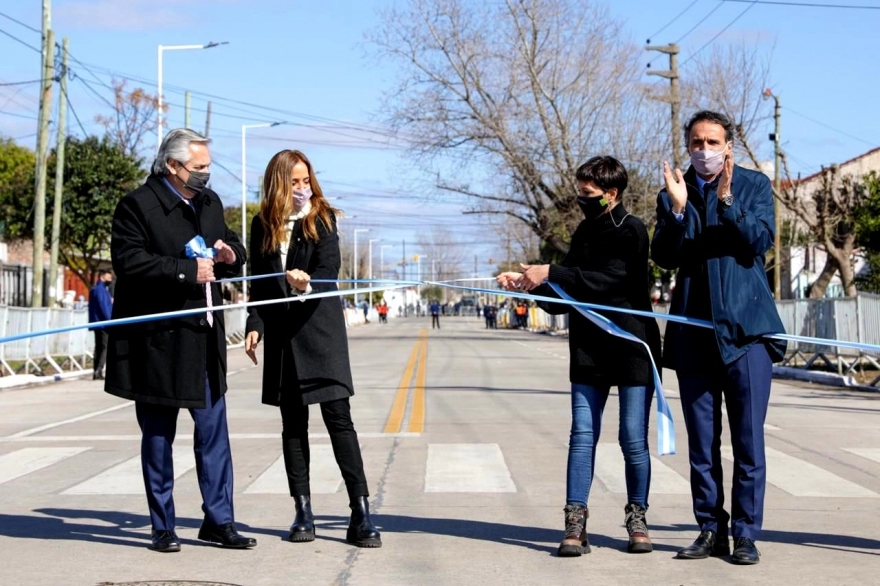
[498, 156, 661, 558]
[244, 149, 380, 548]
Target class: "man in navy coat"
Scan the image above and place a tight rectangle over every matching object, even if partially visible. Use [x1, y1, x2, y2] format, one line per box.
[652, 110, 787, 565]
[88, 269, 113, 380]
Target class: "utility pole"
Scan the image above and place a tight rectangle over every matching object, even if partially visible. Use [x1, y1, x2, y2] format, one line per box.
[402, 240, 407, 317]
[32, 3, 54, 308]
[184, 91, 191, 129]
[204, 101, 212, 137]
[48, 36, 68, 307]
[646, 43, 682, 170]
[764, 88, 783, 300]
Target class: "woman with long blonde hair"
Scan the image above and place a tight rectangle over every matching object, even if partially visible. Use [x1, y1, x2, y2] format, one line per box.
[244, 149, 381, 548]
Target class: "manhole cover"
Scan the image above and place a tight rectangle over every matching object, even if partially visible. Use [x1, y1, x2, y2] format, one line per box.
[98, 582, 244, 586]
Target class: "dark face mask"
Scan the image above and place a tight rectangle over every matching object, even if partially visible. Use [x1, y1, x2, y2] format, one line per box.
[178, 164, 210, 194]
[577, 193, 609, 219]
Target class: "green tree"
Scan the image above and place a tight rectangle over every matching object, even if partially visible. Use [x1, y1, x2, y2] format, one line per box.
[223, 202, 261, 245]
[0, 137, 36, 239]
[49, 136, 144, 287]
[2, 136, 144, 287]
[855, 172, 880, 293]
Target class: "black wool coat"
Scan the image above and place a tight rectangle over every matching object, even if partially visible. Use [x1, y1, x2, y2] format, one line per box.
[104, 175, 246, 408]
[536, 204, 662, 389]
[245, 212, 355, 406]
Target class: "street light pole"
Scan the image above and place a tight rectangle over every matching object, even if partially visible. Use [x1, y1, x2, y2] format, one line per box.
[353, 229, 369, 305]
[416, 255, 428, 299]
[240, 122, 283, 304]
[368, 239, 379, 307]
[157, 41, 227, 152]
[380, 245, 393, 280]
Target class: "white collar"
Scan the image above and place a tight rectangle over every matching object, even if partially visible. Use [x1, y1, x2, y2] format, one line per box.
[289, 201, 312, 223]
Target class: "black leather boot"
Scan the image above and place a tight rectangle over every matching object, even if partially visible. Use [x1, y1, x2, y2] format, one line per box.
[288, 495, 315, 542]
[346, 496, 382, 548]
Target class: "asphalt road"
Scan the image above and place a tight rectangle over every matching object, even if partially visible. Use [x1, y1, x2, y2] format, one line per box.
[1, 316, 878, 585]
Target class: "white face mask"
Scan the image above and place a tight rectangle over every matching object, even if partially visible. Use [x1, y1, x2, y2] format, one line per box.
[690, 145, 728, 177]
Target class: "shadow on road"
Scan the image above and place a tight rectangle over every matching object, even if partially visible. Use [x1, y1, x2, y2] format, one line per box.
[4, 509, 878, 558]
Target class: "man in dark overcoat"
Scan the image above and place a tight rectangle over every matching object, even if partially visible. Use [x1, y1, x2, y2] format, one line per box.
[105, 128, 255, 553]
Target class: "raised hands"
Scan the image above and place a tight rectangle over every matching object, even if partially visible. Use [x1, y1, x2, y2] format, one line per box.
[662, 161, 688, 214]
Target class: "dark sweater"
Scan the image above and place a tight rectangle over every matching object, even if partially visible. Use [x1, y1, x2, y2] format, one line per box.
[537, 204, 662, 388]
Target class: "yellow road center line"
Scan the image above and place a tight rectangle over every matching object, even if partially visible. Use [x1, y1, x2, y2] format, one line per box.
[383, 329, 426, 433]
[408, 336, 428, 433]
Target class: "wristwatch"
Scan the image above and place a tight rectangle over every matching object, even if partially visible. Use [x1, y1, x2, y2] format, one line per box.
[719, 194, 734, 209]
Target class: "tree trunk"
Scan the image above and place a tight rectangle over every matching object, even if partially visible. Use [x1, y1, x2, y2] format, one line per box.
[809, 254, 837, 298]
[837, 235, 858, 296]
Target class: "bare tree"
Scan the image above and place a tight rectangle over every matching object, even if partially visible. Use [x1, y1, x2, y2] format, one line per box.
[369, 0, 665, 259]
[95, 79, 163, 160]
[416, 227, 471, 279]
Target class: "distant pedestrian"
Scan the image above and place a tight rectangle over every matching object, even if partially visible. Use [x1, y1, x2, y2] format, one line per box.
[88, 269, 113, 380]
[362, 301, 370, 323]
[430, 300, 441, 329]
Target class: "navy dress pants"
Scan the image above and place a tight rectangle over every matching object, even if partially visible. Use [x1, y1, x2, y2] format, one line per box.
[677, 343, 773, 541]
[135, 376, 235, 531]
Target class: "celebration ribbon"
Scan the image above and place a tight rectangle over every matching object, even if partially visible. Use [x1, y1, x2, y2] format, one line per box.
[184, 235, 216, 260]
[547, 283, 675, 455]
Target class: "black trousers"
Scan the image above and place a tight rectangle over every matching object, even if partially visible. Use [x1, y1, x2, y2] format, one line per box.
[280, 393, 369, 500]
[93, 330, 109, 375]
[432, 315, 440, 329]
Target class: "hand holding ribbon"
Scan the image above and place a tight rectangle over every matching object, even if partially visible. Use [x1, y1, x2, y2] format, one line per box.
[185, 235, 217, 284]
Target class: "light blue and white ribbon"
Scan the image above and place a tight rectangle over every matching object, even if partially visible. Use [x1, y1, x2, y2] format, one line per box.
[547, 283, 675, 455]
[184, 235, 216, 260]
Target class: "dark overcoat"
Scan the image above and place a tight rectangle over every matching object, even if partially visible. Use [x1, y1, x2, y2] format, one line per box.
[245, 212, 354, 406]
[104, 175, 245, 408]
[651, 164, 787, 370]
[535, 204, 662, 389]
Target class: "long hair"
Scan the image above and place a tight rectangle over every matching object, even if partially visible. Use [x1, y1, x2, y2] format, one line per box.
[260, 149, 341, 253]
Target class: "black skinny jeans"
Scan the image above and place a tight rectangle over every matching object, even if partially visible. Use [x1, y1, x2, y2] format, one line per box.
[280, 393, 369, 500]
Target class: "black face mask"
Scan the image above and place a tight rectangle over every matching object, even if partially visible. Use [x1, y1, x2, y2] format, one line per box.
[177, 164, 210, 194]
[577, 194, 609, 219]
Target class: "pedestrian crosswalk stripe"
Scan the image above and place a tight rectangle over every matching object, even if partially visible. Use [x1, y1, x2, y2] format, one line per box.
[244, 445, 343, 494]
[0, 447, 90, 485]
[594, 444, 691, 495]
[721, 446, 878, 498]
[63, 450, 196, 495]
[425, 443, 516, 493]
[842, 448, 880, 465]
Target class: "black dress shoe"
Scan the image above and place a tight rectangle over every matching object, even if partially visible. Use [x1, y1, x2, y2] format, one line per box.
[149, 530, 180, 553]
[731, 537, 761, 565]
[676, 530, 730, 559]
[288, 495, 316, 542]
[197, 521, 257, 549]
[347, 496, 382, 548]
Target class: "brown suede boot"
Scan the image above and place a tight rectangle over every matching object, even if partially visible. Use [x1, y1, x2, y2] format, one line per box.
[624, 503, 653, 553]
[557, 504, 590, 557]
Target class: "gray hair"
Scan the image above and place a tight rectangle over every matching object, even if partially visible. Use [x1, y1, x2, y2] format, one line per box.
[151, 128, 211, 176]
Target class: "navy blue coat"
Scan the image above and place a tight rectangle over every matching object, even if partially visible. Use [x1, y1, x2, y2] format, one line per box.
[88, 282, 113, 329]
[652, 164, 787, 369]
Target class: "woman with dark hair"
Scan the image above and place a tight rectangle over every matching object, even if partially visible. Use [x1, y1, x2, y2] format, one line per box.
[244, 149, 381, 548]
[498, 155, 661, 557]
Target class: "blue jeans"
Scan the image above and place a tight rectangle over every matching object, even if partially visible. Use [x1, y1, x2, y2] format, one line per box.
[566, 383, 653, 508]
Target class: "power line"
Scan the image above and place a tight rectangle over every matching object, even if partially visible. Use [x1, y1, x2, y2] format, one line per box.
[63, 90, 89, 136]
[647, 2, 722, 67]
[786, 107, 876, 147]
[680, 1, 758, 66]
[0, 10, 41, 33]
[0, 26, 41, 53]
[0, 109, 39, 120]
[722, 0, 880, 8]
[0, 79, 52, 86]
[646, 0, 700, 42]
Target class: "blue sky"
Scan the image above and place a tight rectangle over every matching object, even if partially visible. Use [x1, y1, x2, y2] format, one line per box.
[1, 0, 878, 275]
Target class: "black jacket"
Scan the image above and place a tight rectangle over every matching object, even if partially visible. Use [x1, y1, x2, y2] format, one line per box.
[104, 175, 245, 408]
[245, 212, 354, 406]
[537, 204, 661, 388]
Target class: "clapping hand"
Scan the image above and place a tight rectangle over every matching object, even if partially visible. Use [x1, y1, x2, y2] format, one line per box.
[662, 161, 688, 214]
